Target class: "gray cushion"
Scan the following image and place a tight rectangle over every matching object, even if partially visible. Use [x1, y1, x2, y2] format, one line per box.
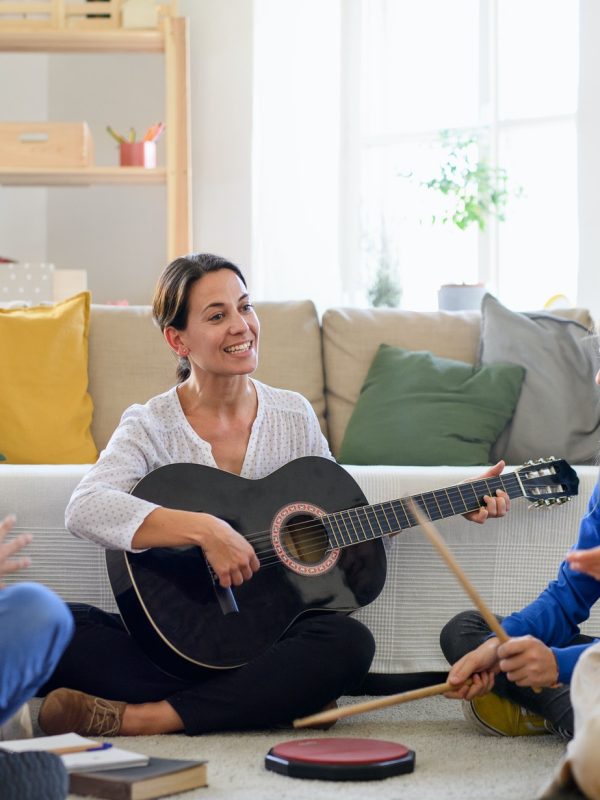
[480, 294, 600, 465]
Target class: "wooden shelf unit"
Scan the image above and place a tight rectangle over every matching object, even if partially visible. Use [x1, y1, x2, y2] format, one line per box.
[0, 28, 164, 51]
[0, 166, 167, 185]
[0, 19, 191, 261]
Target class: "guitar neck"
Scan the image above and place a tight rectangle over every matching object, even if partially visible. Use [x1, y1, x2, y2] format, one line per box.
[322, 472, 524, 549]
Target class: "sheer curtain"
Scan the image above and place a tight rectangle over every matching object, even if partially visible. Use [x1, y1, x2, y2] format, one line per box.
[252, 1, 587, 314]
[252, 0, 342, 313]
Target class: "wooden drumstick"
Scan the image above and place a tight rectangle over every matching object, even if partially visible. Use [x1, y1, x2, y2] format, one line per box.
[294, 681, 453, 728]
[407, 500, 509, 644]
[407, 500, 542, 694]
[294, 498, 536, 730]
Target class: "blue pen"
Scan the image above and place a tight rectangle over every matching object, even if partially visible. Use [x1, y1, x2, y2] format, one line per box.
[52, 741, 114, 755]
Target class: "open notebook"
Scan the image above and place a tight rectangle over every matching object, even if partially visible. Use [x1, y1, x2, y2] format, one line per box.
[0, 732, 149, 773]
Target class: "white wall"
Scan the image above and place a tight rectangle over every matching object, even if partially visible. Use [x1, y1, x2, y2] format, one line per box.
[577, 0, 600, 323]
[180, 0, 254, 286]
[252, 0, 342, 313]
[0, 54, 48, 265]
[0, 1, 253, 305]
[47, 52, 166, 304]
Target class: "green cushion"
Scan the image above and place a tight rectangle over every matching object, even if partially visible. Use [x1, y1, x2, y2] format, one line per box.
[338, 344, 525, 466]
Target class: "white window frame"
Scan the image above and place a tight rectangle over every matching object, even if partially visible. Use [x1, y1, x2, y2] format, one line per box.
[340, 0, 578, 308]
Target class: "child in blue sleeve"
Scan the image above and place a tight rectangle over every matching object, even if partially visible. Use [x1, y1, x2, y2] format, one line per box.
[440, 363, 600, 741]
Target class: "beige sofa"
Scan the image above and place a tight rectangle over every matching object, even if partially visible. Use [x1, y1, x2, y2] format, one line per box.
[3, 300, 599, 679]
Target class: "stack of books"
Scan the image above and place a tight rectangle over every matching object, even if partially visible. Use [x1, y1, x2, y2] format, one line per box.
[0, 733, 207, 799]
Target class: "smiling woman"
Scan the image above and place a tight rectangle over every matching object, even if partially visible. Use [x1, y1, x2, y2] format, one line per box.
[153, 256, 261, 475]
[36, 252, 377, 741]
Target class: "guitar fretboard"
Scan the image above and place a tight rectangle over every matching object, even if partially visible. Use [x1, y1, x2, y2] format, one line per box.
[322, 473, 522, 549]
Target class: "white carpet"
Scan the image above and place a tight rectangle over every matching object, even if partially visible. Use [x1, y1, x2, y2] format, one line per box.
[50, 696, 568, 800]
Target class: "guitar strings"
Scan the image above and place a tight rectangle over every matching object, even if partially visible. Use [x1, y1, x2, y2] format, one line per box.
[6, 474, 523, 553]
[6, 474, 520, 547]
[6, 475, 526, 571]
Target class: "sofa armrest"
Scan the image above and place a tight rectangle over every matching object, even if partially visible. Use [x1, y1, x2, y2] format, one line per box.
[1, 465, 117, 613]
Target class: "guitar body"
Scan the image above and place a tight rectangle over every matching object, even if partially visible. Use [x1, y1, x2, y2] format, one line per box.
[106, 457, 387, 678]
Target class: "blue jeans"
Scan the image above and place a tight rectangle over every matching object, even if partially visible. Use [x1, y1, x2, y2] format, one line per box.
[0, 583, 73, 724]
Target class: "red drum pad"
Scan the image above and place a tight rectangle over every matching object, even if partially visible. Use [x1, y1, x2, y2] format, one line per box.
[265, 737, 415, 781]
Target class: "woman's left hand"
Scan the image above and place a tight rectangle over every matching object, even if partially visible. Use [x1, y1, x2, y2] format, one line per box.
[566, 546, 600, 580]
[463, 461, 511, 524]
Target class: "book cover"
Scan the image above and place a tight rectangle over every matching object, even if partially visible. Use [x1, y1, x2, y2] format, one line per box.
[69, 756, 208, 800]
[0, 733, 149, 773]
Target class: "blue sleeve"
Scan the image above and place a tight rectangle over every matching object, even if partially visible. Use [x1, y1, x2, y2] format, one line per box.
[500, 481, 600, 683]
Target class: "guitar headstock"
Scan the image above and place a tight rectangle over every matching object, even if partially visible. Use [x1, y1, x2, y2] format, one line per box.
[515, 458, 579, 506]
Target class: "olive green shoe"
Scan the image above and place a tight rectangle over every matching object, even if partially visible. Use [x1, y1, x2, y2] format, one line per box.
[462, 693, 549, 737]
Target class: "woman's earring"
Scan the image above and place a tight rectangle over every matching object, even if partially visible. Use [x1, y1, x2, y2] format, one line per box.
[180, 347, 189, 357]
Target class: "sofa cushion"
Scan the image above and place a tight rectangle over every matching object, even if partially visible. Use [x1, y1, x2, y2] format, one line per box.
[481, 294, 600, 465]
[252, 300, 326, 435]
[339, 343, 524, 466]
[88, 300, 326, 452]
[88, 305, 174, 452]
[0, 292, 97, 464]
[322, 307, 481, 456]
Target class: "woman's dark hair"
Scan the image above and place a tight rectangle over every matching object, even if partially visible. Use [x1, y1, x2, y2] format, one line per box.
[152, 253, 247, 382]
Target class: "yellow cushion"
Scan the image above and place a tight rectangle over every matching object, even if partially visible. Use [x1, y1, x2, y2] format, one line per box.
[0, 292, 97, 464]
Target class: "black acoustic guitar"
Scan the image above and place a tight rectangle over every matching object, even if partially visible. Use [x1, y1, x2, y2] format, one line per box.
[105, 456, 578, 679]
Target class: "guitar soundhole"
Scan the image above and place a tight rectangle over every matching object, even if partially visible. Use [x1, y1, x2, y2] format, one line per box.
[281, 514, 328, 564]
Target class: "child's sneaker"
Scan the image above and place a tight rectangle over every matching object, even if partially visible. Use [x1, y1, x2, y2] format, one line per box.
[462, 693, 549, 736]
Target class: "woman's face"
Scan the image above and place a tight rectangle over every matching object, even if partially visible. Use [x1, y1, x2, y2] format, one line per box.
[171, 269, 260, 378]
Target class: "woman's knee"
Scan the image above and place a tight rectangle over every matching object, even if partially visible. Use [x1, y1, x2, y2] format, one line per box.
[315, 614, 376, 675]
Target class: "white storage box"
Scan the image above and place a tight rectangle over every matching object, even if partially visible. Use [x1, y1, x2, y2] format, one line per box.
[0, 262, 55, 303]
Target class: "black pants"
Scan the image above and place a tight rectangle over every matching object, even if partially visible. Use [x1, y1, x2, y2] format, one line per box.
[39, 603, 375, 736]
[440, 610, 597, 738]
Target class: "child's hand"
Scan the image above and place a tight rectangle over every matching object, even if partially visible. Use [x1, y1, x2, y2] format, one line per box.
[497, 635, 560, 689]
[566, 546, 600, 580]
[0, 515, 32, 587]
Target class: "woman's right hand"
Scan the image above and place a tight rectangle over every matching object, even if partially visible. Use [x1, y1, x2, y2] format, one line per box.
[198, 514, 260, 588]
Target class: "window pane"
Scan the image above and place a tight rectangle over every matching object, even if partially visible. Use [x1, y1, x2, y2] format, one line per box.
[359, 140, 479, 310]
[360, 0, 481, 136]
[497, 121, 578, 310]
[498, 0, 579, 120]
[348, 0, 579, 311]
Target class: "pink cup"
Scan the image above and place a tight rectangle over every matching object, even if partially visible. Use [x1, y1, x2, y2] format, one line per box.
[119, 141, 157, 168]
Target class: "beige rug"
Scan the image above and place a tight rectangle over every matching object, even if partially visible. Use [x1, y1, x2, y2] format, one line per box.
[35, 696, 569, 800]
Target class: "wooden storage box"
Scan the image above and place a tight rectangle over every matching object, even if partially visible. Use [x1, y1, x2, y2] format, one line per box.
[0, 122, 94, 168]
